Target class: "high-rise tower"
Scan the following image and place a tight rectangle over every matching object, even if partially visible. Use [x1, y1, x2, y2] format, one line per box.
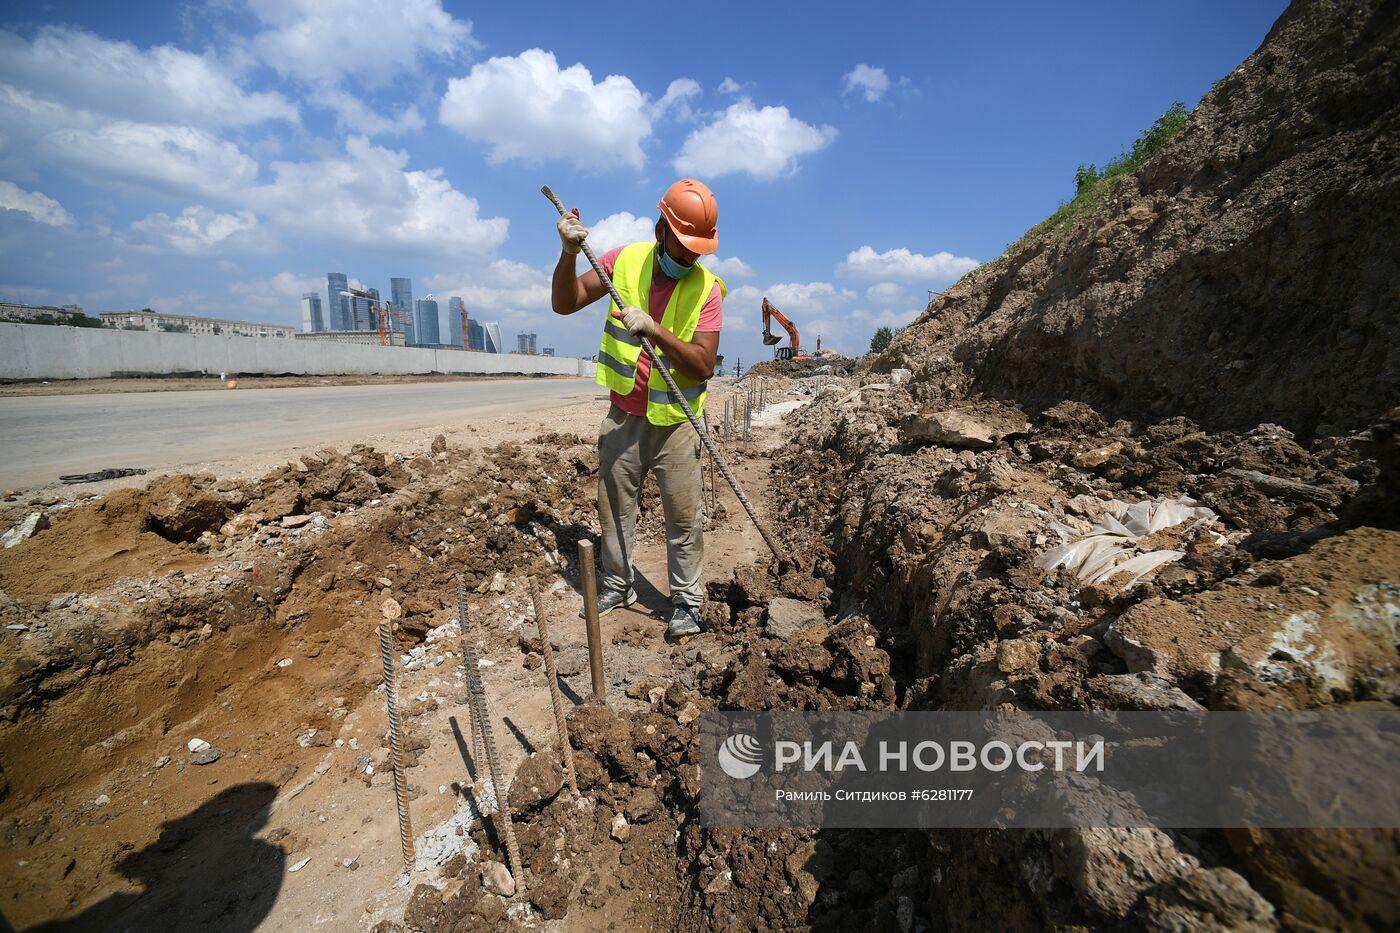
[326, 272, 349, 330]
[300, 292, 324, 332]
[414, 296, 441, 345]
[448, 297, 465, 348]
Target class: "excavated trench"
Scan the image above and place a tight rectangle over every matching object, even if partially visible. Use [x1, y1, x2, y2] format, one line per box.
[392, 376, 1398, 932]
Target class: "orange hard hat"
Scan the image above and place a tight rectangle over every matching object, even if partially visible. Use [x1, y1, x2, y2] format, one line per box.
[657, 179, 719, 254]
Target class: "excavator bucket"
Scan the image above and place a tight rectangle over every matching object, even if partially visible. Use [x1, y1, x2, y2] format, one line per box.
[762, 330, 781, 346]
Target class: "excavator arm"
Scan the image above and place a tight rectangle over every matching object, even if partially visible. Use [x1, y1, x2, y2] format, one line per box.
[761, 298, 801, 356]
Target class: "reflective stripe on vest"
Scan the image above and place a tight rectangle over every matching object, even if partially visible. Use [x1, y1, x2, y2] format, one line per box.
[597, 348, 636, 382]
[603, 318, 641, 347]
[649, 378, 705, 406]
[594, 242, 726, 426]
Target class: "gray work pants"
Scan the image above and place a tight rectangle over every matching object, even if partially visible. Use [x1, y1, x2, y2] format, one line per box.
[596, 404, 704, 608]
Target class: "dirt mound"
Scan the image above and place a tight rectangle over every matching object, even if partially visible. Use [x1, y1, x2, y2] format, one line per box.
[872, 0, 1399, 438]
[0, 485, 210, 600]
[744, 356, 857, 380]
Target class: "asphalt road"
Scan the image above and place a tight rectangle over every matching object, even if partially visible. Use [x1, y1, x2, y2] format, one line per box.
[0, 378, 601, 489]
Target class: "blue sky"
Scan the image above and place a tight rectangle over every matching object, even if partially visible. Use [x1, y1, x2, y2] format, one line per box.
[0, 0, 1286, 364]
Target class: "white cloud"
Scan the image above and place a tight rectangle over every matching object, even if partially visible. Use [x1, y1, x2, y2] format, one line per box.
[586, 211, 655, 254]
[310, 88, 425, 136]
[717, 76, 748, 94]
[673, 99, 836, 181]
[0, 181, 74, 226]
[762, 281, 857, 314]
[839, 245, 980, 282]
[427, 259, 551, 315]
[865, 282, 906, 304]
[0, 27, 297, 129]
[843, 64, 891, 103]
[127, 206, 261, 254]
[441, 49, 693, 170]
[650, 78, 701, 122]
[702, 255, 754, 279]
[44, 121, 260, 200]
[250, 136, 509, 255]
[232, 271, 324, 313]
[248, 0, 476, 89]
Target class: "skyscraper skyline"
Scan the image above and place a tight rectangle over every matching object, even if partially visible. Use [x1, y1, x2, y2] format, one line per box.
[484, 322, 503, 354]
[466, 317, 484, 352]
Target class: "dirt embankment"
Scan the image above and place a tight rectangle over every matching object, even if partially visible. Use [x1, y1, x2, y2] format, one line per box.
[873, 0, 1400, 438]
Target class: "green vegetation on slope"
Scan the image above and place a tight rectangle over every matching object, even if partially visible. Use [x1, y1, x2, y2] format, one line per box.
[1034, 101, 1191, 239]
[869, 326, 894, 354]
[967, 100, 1193, 271]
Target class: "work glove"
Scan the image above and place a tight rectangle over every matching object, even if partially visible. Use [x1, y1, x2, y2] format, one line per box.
[557, 208, 587, 255]
[615, 305, 658, 339]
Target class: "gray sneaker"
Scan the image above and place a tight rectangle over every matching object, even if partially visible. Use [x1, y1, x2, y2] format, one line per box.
[580, 586, 636, 619]
[666, 604, 701, 641]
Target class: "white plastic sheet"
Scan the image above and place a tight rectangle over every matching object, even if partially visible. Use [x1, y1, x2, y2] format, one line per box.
[1035, 496, 1217, 588]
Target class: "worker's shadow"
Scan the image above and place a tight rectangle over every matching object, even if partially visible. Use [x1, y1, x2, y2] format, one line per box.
[24, 782, 284, 933]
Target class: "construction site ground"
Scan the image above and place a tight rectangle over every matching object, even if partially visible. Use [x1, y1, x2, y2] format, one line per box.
[2, 362, 1397, 931]
[0, 376, 774, 931]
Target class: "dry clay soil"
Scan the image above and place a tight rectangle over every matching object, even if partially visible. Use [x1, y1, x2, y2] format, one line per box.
[0, 380, 768, 931]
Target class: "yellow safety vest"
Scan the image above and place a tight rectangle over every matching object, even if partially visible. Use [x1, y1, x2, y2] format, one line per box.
[595, 242, 726, 426]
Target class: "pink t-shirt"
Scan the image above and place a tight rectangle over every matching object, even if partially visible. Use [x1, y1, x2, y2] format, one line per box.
[598, 245, 723, 417]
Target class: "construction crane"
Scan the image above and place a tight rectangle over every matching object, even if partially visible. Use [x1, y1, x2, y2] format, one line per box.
[761, 297, 811, 361]
[374, 304, 403, 347]
[342, 286, 402, 346]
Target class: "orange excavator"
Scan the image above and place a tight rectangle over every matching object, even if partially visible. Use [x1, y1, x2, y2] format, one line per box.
[761, 297, 812, 361]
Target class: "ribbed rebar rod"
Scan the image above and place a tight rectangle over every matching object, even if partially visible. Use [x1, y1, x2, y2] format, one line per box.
[467, 668, 523, 891]
[377, 622, 415, 872]
[455, 587, 524, 893]
[542, 185, 791, 571]
[528, 580, 578, 796]
[455, 577, 482, 768]
[744, 391, 751, 446]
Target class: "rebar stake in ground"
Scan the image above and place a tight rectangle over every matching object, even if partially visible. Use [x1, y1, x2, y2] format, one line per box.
[528, 580, 579, 796]
[578, 540, 605, 701]
[455, 577, 483, 770]
[455, 582, 525, 893]
[377, 622, 415, 872]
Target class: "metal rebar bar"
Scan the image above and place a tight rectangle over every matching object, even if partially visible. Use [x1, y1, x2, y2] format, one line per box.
[578, 540, 605, 701]
[378, 622, 415, 873]
[542, 185, 792, 571]
[456, 598, 525, 894]
[456, 578, 482, 768]
[528, 580, 578, 797]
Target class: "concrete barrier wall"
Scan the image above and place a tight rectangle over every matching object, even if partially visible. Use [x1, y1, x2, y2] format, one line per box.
[0, 322, 597, 380]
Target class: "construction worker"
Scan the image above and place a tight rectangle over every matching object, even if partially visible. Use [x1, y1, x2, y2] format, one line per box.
[550, 179, 725, 641]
